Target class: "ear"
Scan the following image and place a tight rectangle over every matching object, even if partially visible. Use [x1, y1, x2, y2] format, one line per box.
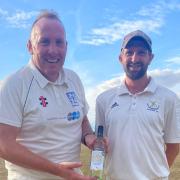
[27, 40, 33, 55]
[64, 40, 68, 56]
[65, 41, 68, 51]
[148, 53, 154, 65]
[119, 53, 123, 63]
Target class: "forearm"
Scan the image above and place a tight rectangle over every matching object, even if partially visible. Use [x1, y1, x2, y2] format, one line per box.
[81, 116, 94, 144]
[0, 137, 97, 180]
[0, 140, 62, 176]
[166, 143, 179, 167]
[81, 116, 97, 150]
[0, 136, 96, 180]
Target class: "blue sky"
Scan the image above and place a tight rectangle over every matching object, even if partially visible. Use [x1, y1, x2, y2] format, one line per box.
[0, 0, 180, 126]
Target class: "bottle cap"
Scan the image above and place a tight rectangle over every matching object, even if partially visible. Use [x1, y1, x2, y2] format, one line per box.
[97, 125, 103, 137]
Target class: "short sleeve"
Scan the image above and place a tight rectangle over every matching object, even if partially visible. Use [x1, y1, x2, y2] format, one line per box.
[0, 76, 23, 127]
[164, 94, 180, 143]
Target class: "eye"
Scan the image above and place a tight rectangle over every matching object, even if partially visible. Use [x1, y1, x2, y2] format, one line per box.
[39, 39, 50, 46]
[56, 39, 65, 47]
[138, 50, 147, 56]
[124, 50, 133, 57]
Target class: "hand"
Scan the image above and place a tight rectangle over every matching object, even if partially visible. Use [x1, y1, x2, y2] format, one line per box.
[103, 137, 109, 153]
[59, 162, 97, 180]
[84, 134, 96, 150]
[60, 161, 82, 169]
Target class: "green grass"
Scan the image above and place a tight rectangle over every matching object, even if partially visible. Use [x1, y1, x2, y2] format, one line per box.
[80, 145, 92, 176]
[0, 158, 7, 180]
[169, 154, 180, 180]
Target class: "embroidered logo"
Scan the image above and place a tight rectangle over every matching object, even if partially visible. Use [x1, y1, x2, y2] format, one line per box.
[67, 111, 80, 121]
[147, 100, 159, 112]
[39, 96, 48, 107]
[111, 102, 119, 109]
[66, 91, 79, 106]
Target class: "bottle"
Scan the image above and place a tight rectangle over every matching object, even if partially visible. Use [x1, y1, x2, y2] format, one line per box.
[90, 125, 105, 180]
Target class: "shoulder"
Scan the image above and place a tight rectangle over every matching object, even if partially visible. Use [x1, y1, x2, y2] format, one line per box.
[0, 65, 33, 92]
[97, 87, 118, 104]
[63, 68, 84, 89]
[64, 68, 81, 82]
[156, 84, 178, 101]
[154, 83, 180, 108]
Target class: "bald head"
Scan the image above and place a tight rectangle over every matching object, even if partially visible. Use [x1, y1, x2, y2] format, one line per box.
[30, 10, 66, 45]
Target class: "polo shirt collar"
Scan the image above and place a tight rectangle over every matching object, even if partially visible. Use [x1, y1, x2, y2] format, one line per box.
[28, 60, 68, 88]
[117, 77, 157, 96]
[144, 78, 157, 93]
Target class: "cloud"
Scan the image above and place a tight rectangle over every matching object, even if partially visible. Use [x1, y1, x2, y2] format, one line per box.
[0, 8, 38, 28]
[149, 69, 180, 87]
[86, 68, 180, 125]
[80, 19, 163, 46]
[87, 69, 180, 103]
[80, 0, 180, 46]
[165, 56, 180, 65]
[6, 10, 38, 28]
[0, 8, 8, 16]
[137, 0, 180, 17]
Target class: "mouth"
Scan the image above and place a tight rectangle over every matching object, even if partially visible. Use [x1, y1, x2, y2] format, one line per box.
[46, 59, 60, 63]
[128, 62, 142, 71]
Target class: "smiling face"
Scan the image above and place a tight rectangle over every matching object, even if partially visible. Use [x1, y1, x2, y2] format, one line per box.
[28, 17, 67, 82]
[119, 39, 154, 80]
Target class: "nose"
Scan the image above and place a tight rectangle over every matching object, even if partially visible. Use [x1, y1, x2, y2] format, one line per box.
[48, 43, 58, 54]
[131, 52, 139, 62]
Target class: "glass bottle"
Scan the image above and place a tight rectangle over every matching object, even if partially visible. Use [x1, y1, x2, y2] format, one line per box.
[90, 125, 105, 180]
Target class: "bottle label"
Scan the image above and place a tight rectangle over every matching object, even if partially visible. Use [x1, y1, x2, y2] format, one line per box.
[90, 150, 104, 170]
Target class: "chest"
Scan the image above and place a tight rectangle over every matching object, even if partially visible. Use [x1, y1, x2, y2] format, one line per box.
[22, 83, 84, 127]
[105, 94, 165, 132]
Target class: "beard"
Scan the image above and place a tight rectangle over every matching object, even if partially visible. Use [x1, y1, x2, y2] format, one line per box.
[123, 61, 148, 80]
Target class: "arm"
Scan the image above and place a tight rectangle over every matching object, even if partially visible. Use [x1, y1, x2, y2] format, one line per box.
[81, 115, 96, 149]
[165, 143, 179, 167]
[0, 124, 96, 180]
[81, 116, 109, 152]
[164, 96, 180, 167]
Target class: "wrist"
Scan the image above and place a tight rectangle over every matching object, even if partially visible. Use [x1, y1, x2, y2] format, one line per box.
[82, 132, 94, 146]
[47, 162, 61, 176]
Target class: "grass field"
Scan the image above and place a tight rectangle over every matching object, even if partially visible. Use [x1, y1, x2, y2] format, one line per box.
[0, 146, 179, 179]
[0, 158, 7, 180]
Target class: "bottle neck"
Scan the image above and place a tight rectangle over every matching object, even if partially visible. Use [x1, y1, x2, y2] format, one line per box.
[93, 136, 104, 151]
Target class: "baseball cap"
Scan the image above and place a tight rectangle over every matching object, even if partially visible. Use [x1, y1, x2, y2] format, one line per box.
[121, 30, 152, 52]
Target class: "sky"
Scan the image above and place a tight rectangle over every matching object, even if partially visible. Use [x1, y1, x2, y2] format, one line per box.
[0, 0, 180, 127]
